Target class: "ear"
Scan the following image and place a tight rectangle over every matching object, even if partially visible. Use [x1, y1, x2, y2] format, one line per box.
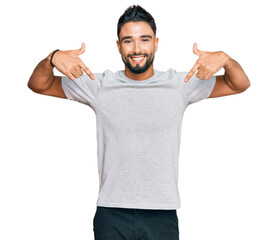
[116, 40, 121, 54]
[154, 37, 159, 52]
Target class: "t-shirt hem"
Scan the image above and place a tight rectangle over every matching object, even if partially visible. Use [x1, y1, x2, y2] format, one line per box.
[96, 201, 181, 210]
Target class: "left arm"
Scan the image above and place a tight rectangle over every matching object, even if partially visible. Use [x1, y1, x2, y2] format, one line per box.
[184, 43, 251, 98]
[209, 56, 251, 98]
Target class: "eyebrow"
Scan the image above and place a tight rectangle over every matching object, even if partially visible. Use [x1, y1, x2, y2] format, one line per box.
[120, 35, 153, 42]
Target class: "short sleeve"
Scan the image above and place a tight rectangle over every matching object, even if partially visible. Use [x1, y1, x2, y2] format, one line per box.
[188, 73, 216, 104]
[61, 73, 103, 107]
[180, 72, 216, 106]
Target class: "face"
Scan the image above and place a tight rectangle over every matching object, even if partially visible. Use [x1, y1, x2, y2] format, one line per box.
[117, 21, 159, 74]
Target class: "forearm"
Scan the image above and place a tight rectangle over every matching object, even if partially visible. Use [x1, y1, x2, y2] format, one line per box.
[223, 56, 250, 92]
[27, 52, 55, 92]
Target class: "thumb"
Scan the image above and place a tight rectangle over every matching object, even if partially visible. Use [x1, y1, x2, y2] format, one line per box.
[77, 42, 86, 55]
[193, 42, 201, 56]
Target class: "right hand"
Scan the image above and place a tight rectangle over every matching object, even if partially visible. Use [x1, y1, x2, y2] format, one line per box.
[48, 43, 95, 80]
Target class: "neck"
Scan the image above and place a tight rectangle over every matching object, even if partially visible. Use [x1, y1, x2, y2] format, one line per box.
[124, 65, 154, 81]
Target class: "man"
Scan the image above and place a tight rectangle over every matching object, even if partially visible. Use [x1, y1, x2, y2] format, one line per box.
[28, 5, 250, 240]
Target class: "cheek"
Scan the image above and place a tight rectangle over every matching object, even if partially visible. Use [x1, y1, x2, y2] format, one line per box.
[121, 46, 133, 55]
[148, 43, 156, 52]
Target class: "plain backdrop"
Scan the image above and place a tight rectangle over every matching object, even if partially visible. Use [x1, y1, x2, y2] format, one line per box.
[1, 0, 277, 239]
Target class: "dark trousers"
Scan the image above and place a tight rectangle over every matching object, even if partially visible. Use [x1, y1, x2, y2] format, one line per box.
[93, 206, 179, 240]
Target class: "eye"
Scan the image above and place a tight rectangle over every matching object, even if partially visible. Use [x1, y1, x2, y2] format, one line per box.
[124, 40, 131, 43]
[142, 39, 149, 42]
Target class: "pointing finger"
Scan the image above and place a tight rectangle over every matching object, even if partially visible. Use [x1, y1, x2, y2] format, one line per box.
[184, 61, 200, 82]
[79, 60, 95, 80]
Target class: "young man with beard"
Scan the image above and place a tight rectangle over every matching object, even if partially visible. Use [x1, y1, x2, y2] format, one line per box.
[28, 5, 250, 240]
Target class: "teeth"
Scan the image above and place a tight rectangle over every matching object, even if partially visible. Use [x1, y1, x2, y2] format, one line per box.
[131, 56, 144, 61]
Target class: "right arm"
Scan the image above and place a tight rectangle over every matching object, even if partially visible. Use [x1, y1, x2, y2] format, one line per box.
[27, 43, 95, 99]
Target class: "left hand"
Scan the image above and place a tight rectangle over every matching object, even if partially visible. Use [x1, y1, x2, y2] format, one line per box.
[184, 43, 231, 82]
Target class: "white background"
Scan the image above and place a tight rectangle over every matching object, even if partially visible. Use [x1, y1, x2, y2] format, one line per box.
[1, 0, 277, 239]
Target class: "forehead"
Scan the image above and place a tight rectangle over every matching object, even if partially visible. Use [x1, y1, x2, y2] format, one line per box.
[119, 21, 154, 38]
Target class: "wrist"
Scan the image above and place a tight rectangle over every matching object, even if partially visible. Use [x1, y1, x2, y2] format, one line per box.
[46, 49, 59, 68]
[221, 51, 232, 68]
[45, 53, 54, 69]
[46, 51, 54, 68]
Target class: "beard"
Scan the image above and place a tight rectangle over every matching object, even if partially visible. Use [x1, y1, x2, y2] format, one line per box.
[121, 52, 155, 74]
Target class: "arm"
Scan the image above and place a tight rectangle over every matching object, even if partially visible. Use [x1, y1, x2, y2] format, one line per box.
[27, 52, 56, 93]
[209, 57, 251, 98]
[27, 43, 95, 98]
[184, 43, 250, 98]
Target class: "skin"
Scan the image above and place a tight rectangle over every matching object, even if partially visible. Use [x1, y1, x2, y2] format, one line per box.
[28, 20, 250, 99]
[116, 21, 159, 81]
[185, 43, 251, 97]
[116, 21, 250, 97]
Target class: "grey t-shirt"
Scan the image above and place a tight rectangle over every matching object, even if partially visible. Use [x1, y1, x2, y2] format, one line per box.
[61, 68, 216, 210]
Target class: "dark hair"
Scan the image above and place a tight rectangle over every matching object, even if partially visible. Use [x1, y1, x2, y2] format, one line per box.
[117, 5, 156, 39]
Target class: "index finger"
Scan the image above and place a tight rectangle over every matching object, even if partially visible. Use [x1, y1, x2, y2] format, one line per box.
[79, 60, 95, 80]
[184, 61, 200, 82]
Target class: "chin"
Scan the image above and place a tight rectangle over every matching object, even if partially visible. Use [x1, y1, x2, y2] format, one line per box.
[130, 68, 148, 74]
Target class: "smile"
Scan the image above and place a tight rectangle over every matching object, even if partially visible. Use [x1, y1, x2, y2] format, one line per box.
[130, 55, 146, 64]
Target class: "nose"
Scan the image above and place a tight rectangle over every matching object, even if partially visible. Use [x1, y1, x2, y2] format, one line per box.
[133, 40, 141, 54]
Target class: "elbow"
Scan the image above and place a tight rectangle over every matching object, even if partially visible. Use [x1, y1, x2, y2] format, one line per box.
[27, 79, 41, 93]
[27, 76, 35, 90]
[27, 80, 32, 90]
[244, 78, 251, 91]
[238, 79, 251, 93]
[27, 79, 36, 92]
[27, 80, 35, 91]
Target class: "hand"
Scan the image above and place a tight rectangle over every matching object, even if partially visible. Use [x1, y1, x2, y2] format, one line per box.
[47, 43, 95, 80]
[184, 43, 231, 82]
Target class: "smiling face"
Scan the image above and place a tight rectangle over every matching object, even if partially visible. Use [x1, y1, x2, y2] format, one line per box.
[117, 21, 159, 79]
